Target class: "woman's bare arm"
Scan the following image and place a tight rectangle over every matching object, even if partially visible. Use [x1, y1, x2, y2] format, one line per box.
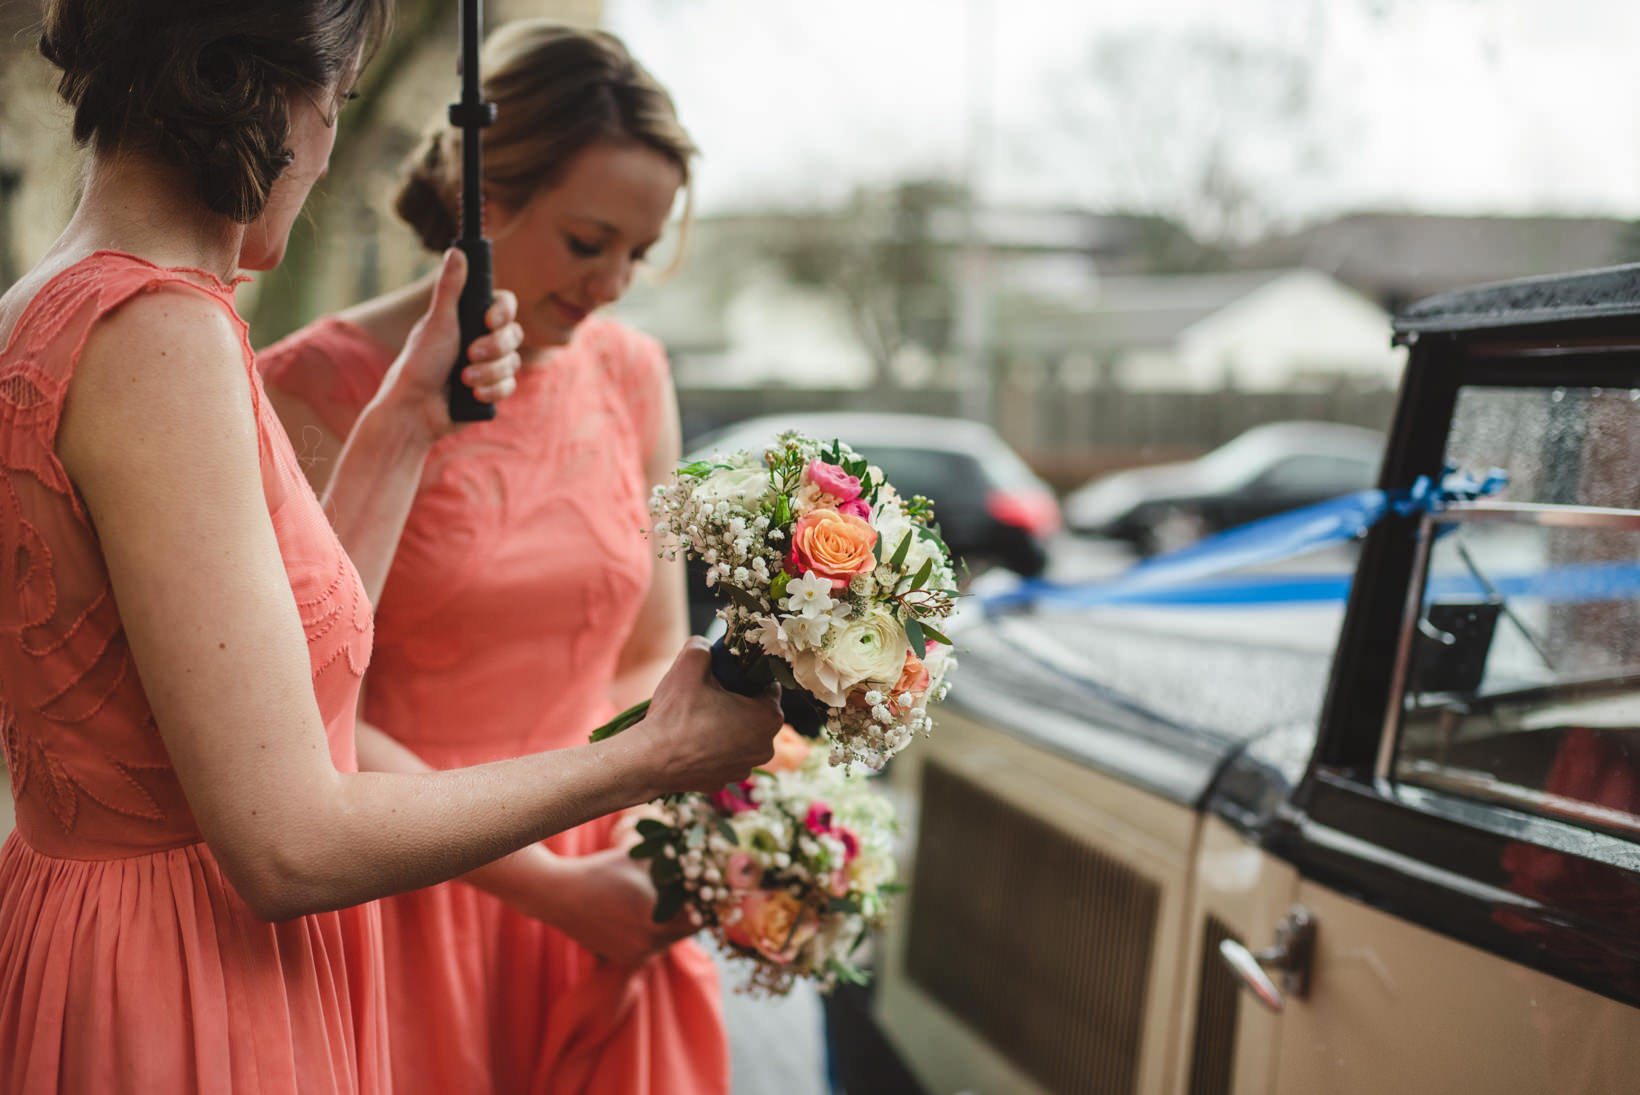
[57, 288, 780, 923]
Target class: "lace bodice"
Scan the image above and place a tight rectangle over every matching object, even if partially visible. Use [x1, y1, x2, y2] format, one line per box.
[0, 251, 373, 859]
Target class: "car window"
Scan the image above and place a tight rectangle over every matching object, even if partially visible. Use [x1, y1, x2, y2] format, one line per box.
[1256, 454, 1377, 494]
[852, 446, 988, 505]
[1444, 386, 1640, 508]
[1391, 385, 1640, 834]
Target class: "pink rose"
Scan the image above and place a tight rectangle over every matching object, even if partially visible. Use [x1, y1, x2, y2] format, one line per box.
[829, 869, 851, 897]
[711, 780, 757, 816]
[804, 802, 834, 835]
[726, 853, 761, 892]
[835, 825, 860, 863]
[838, 498, 872, 521]
[806, 460, 862, 502]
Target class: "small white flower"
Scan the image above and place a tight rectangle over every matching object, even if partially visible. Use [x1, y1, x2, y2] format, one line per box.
[774, 852, 791, 869]
[780, 613, 831, 649]
[864, 690, 885, 706]
[782, 571, 835, 618]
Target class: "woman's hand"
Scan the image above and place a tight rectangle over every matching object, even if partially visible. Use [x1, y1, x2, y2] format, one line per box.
[519, 846, 701, 968]
[641, 637, 783, 794]
[383, 248, 525, 438]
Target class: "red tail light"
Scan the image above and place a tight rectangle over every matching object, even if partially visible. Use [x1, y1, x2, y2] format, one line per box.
[986, 489, 1061, 538]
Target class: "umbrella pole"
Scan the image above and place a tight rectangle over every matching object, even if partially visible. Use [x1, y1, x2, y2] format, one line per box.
[446, 0, 497, 422]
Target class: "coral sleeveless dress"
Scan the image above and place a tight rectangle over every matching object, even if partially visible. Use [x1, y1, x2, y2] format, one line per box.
[0, 252, 386, 1092]
[259, 314, 727, 1095]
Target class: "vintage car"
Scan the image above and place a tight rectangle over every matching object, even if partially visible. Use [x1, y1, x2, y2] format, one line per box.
[849, 264, 1640, 1095]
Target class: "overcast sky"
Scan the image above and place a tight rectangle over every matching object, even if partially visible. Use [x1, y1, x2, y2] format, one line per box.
[604, 0, 1640, 227]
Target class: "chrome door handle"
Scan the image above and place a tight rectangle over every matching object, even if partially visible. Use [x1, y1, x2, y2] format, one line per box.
[1218, 906, 1316, 1013]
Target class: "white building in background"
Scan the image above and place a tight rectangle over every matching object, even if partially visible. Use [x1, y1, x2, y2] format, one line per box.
[718, 273, 876, 388]
[1166, 268, 1403, 392]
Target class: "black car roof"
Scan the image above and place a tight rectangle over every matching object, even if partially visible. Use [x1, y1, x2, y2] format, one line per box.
[1394, 262, 1640, 338]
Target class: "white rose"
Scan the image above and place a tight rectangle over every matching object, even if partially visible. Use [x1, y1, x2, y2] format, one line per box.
[696, 465, 773, 510]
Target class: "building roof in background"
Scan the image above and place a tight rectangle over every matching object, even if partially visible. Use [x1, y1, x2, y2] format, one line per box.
[1242, 212, 1635, 307]
[999, 269, 1292, 353]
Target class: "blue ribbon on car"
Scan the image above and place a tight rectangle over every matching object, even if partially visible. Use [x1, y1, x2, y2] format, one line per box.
[983, 466, 1519, 612]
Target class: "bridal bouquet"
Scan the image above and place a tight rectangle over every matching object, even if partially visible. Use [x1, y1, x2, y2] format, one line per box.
[629, 728, 901, 995]
[592, 432, 958, 769]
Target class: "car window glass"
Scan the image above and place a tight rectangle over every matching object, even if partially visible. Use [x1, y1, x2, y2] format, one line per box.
[1393, 385, 1640, 834]
[854, 446, 987, 508]
[1445, 386, 1640, 508]
[1256, 454, 1376, 494]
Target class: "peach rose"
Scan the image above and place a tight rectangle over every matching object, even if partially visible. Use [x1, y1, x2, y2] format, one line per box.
[785, 508, 878, 590]
[765, 726, 812, 773]
[723, 891, 819, 964]
[893, 651, 931, 701]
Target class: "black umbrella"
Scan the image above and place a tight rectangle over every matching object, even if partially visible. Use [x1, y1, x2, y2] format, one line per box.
[445, 0, 497, 422]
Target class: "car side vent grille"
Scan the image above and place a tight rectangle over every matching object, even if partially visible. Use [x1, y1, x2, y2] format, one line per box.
[906, 758, 1159, 1095]
[1187, 918, 1241, 1095]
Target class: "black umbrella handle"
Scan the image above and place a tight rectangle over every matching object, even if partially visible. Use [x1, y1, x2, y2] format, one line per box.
[448, 238, 494, 422]
[446, 0, 497, 423]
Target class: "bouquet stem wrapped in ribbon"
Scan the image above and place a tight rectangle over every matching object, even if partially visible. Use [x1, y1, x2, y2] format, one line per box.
[592, 637, 826, 740]
[591, 432, 959, 769]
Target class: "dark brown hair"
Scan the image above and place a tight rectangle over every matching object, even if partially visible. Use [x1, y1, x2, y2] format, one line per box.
[41, 0, 389, 223]
[395, 21, 696, 253]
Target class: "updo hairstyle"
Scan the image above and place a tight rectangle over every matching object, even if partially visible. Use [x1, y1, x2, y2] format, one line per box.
[40, 0, 389, 223]
[395, 22, 696, 253]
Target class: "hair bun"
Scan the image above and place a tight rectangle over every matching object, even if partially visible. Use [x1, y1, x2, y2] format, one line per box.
[394, 130, 461, 251]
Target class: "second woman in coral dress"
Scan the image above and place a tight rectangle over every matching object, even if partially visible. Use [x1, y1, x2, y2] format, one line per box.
[260, 23, 726, 1095]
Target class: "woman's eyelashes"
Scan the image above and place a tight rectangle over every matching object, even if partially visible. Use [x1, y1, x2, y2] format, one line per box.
[565, 234, 653, 263]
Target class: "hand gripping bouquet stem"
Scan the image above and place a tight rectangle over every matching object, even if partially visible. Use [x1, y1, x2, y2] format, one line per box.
[590, 432, 959, 769]
[627, 729, 902, 995]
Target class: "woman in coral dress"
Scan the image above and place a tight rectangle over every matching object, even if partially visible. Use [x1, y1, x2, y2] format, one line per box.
[0, 6, 781, 1093]
[260, 23, 726, 1095]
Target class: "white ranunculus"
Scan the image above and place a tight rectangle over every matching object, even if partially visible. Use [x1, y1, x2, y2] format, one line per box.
[821, 607, 910, 692]
[696, 465, 773, 510]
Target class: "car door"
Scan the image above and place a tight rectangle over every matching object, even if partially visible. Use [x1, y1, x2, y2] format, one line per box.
[1251, 371, 1640, 1094]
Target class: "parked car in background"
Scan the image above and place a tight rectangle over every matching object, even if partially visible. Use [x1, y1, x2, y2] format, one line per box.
[842, 265, 1640, 1095]
[682, 412, 1060, 632]
[1065, 421, 1385, 554]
